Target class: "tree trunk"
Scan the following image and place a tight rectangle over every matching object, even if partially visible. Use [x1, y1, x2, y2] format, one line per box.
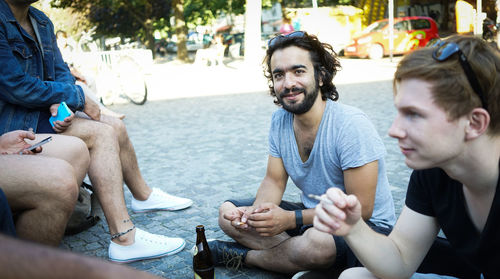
[172, 0, 188, 61]
[441, 0, 450, 32]
[144, 1, 155, 58]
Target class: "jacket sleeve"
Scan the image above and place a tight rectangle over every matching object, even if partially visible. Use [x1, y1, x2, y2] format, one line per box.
[0, 27, 85, 111]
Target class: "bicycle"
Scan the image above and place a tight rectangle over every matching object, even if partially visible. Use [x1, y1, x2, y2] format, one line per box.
[75, 29, 148, 106]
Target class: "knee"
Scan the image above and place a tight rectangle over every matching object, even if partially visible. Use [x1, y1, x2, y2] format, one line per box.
[47, 162, 79, 212]
[71, 137, 90, 168]
[104, 117, 127, 139]
[294, 228, 336, 268]
[218, 201, 237, 232]
[218, 202, 233, 223]
[339, 267, 374, 279]
[93, 122, 118, 146]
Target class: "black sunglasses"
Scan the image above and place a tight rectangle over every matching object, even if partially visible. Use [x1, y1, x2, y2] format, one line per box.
[430, 40, 487, 110]
[268, 31, 306, 47]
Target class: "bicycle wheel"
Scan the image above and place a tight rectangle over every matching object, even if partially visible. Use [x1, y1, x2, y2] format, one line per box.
[116, 56, 148, 105]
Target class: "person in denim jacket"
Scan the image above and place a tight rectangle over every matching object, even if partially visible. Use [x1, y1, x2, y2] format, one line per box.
[0, 0, 193, 263]
[0, 0, 86, 133]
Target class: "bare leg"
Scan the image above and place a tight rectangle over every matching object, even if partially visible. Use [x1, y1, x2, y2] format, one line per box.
[0, 234, 162, 279]
[219, 201, 336, 274]
[63, 118, 136, 245]
[0, 155, 79, 246]
[99, 115, 151, 200]
[26, 134, 90, 186]
[339, 267, 379, 279]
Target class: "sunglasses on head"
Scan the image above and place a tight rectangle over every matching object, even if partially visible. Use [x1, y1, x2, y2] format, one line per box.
[268, 31, 306, 47]
[430, 40, 487, 111]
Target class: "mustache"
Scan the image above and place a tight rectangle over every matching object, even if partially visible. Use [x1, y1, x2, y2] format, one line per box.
[279, 87, 305, 98]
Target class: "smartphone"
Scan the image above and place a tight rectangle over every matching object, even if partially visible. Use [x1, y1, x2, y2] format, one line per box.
[22, 136, 52, 153]
[49, 102, 73, 127]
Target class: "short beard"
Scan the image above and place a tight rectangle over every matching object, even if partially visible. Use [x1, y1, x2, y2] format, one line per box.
[278, 83, 319, 115]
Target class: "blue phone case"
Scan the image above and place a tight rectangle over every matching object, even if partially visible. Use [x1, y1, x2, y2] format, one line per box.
[49, 102, 72, 127]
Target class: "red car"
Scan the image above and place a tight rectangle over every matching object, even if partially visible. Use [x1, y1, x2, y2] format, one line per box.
[344, 16, 439, 59]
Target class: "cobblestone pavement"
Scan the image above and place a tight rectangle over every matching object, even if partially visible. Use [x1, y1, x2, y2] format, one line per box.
[62, 57, 412, 278]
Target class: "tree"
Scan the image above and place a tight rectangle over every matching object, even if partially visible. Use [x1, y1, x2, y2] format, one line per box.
[51, 0, 171, 55]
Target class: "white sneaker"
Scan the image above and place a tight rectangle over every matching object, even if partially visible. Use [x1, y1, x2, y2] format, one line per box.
[131, 188, 193, 213]
[108, 228, 185, 263]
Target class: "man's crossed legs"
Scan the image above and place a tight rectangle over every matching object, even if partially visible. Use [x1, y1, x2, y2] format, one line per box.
[216, 200, 337, 275]
[215, 199, 392, 275]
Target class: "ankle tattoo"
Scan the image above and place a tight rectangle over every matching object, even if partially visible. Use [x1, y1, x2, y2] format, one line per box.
[110, 225, 136, 240]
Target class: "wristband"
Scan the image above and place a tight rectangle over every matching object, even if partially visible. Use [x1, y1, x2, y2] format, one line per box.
[295, 210, 303, 228]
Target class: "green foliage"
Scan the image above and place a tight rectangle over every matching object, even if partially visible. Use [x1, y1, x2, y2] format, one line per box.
[51, 0, 171, 41]
[274, 0, 355, 8]
[48, 0, 355, 53]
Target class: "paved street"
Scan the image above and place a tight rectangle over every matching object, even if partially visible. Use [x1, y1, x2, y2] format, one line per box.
[62, 57, 413, 278]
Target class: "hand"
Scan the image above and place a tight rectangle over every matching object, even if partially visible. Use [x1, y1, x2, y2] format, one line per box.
[313, 188, 362, 236]
[223, 206, 255, 230]
[83, 92, 101, 121]
[246, 203, 292, 237]
[0, 130, 39, 155]
[50, 103, 74, 133]
[70, 66, 87, 84]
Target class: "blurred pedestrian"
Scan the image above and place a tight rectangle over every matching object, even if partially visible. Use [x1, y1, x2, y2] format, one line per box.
[279, 17, 294, 35]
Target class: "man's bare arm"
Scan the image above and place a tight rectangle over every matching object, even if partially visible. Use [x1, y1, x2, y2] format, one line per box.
[254, 155, 289, 206]
[343, 160, 378, 220]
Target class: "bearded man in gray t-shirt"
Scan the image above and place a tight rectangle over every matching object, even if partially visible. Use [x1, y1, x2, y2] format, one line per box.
[208, 32, 396, 276]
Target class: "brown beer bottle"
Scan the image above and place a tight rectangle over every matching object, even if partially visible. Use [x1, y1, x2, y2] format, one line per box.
[193, 225, 215, 279]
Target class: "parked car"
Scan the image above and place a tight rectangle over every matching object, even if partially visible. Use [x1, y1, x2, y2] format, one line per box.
[166, 40, 204, 53]
[344, 16, 439, 59]
[223, 32, 244, 57]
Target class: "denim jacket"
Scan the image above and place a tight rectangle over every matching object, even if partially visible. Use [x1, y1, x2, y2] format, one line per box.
[0, 0, 85, 133]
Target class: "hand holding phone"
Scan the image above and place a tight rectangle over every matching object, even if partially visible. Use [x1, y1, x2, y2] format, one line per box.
[49, 102, 73, 128]
[19, 136, 52, 154]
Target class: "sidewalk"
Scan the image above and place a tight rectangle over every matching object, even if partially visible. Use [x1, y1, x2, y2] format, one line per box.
[144, 56, 402, 101]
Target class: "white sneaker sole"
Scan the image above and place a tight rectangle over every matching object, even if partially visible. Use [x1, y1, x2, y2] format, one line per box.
[109, 240, 186, 263]
[131, 200, 193, 213]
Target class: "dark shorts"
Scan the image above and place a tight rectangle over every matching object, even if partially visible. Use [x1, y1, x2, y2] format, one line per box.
[36, 110, 56, 134]
[0, 188, 16, 237]
[227, 198, 392, 272]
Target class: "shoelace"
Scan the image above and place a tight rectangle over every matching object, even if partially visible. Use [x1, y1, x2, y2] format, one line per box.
[222, 247, 243, 270]
[139, 232, 170, 244]
[152, 188, 174, 199]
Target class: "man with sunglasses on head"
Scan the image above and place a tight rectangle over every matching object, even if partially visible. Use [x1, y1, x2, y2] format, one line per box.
[315, 35, 500, 279]
[209, 31, 396, 276]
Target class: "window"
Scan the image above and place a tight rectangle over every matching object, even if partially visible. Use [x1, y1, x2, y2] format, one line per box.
[394, 21, 410, 31]
[411, 19, 431, 30]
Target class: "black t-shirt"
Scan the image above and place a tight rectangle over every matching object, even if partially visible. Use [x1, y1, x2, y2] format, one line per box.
[406, 166, 500, 279]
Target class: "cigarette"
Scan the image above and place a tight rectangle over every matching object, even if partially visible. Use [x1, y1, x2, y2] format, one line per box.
[235, 221, 246, 226]
[308, 194, 333, 205]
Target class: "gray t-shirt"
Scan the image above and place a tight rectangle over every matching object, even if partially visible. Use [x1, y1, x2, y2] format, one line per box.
[269, 99, 396, 227]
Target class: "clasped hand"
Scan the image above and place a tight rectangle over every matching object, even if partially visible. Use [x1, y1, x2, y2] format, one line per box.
[223, 203, 293, 237]
[313, 187, 362, 236]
